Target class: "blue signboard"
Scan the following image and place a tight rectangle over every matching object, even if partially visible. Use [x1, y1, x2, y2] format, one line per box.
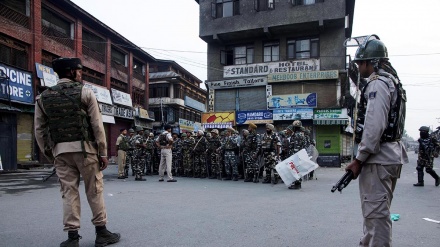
[273, 108, 313, 120]
[236, 110, 273, 125]
[0, 64, 34, 104]
[268, 92, 317, 109]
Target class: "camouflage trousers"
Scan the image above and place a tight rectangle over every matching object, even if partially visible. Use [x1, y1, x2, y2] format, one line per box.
[209, 152, 220, 176]
[182, 152, 193, 174]
[194, 153, 207, 176]
[133, 156, 146, 176]
[417, 158, 434, 169]
[263, 151, 277, 177]
[224, 151, 238, 175]
[145, 151, 153, 174]
[172, 153, 182, 174]
[244, 150, 258, 174]
[125, 150, 134, 175]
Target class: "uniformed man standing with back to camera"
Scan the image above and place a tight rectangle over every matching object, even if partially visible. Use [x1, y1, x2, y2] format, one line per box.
[413, 126, 440, 187]
[344, 36, 408, 247]
[35, 57, 120, 247]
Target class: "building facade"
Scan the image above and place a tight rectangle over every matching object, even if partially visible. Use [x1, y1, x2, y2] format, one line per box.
[149, 60, 207, 134]
[196, 0, 355, 164]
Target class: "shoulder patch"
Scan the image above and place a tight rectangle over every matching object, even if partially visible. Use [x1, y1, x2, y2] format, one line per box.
[369, 91, 377, 99]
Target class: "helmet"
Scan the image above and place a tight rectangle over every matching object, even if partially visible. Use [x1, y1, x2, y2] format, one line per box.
[181, 133, 187, 137]
[128, 128, 135, 133]
[286, 125, 294, 132]
[266, 124, 275, 131]
[149, 133, 154, 137]
[211, 129, 219, 135]
[354, 39, 388, 61]
[300, 127, 305, 132]
[292, 120, 302, 127]
[419, 126, 430, 132]
[206, 132, 212, 138]
[52, 58, 82, 73]
[135, 126, 143, 132]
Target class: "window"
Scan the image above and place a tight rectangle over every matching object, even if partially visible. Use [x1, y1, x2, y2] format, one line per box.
[0, 35, 28, 70]
[212, 0, 240, 18]
[132, 87, 145, 107]
[174, 84, 184, 99]
[287, 38, 319, 59]
[150, 84, 169, 98]
[1, 0, 30, 28]
[41, 6, 73, 47]
[292, 0, 324, 6]
[133, 59, 145, 80]
[254, 0, 274, 11]
[263, 41, 279, 62]
[82, 30, 105, 63]
[111, 47, 127, 67]
[82, 67, 104, 86]
[221, 45, 253, 65]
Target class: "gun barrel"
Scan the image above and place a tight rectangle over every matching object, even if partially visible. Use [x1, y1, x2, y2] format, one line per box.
[331, 170, 354, 193]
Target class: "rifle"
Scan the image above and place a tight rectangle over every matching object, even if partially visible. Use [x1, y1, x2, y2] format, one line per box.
[331, 170, 354, 193]
[42, 168, 57, 182]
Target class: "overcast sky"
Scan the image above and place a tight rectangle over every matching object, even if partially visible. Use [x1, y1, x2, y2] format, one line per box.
[71, 0, 440, 139]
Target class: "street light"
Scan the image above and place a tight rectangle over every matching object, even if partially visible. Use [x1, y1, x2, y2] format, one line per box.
[0, 70, 11, 108]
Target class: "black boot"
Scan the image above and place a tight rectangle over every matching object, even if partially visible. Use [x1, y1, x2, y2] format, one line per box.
[414, 170, 424, 186]
[60, 231, 81, 247]
[232, 175, 238, 181]
[95, 226, 120, 247]
[262, 177, 271, 184]
[223, 175, 232, 181]
[426, 169, 440, 186]
[244, 171, 253, 182]
[288, 181, 301, 189]
[253, 173, 259, 183]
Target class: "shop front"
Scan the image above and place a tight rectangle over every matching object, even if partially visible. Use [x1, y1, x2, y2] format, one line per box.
[235, 110, 273, 133]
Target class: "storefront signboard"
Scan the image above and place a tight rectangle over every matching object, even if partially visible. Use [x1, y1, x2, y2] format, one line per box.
[84, 82, 113, 105]
[236, 110, 273, 125]
[111, 88, 132, 107]
[0, 63, 33, 104]
[268, 70, 339, 83]
[272, 108, 313, 121]
[268, 93, 317, 109]
[206, 77, 267, 89]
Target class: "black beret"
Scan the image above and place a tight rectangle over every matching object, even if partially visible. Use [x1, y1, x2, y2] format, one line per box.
[52, 58, 82, 73]
[164, 124, 172, 130]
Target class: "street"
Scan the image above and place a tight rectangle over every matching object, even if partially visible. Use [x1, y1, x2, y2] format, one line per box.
[0, 151, 439, 247]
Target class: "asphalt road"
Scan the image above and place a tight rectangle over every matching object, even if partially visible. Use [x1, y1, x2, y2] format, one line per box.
[0, 151, 439, 247]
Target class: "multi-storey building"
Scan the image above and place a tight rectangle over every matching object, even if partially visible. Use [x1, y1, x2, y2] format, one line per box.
[196, 0, 355, 165]
[0, 0, 204, 170]
[149, 60, 207, 134]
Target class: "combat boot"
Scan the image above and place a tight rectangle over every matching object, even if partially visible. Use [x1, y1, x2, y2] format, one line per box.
[209, 175, 216, 179]
[262, 176, 271, 184]
[414, 170, 424, 186]
[95, 227, 120, 247]
[217, 173, 222, 180]
[232, 175, 238, 181]
[288, 181, 301, 190]
[244, 173, 253, 182]
[60, 231, 81, 247]
[253, 174, 259, 183]
[223, 175, 232, 181]
[413, 182, 424, 187]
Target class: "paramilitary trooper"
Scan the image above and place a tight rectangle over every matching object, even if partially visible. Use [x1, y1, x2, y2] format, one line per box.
[414, 126, 440, 187]
[208, 129, 222, 179]
[172, 132, 182, 176]
[125, 128, 136, 177]
[144, 132, 155, 175]
[219, 127, 239, 181]
[261, 124, 281, 184]
[193, 130, 208, 178]
[243, 123, 261, 183]
[181, 133, 195, 177]
[133, 126, 147, 181]
[288, 120, 307, 189]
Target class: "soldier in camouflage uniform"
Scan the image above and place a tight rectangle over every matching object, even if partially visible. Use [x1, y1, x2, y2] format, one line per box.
[208, 129, 222, 179]
[153, 136, 161, 175]
[181, 133, 195, 177]
[287, 120, 307, 189]
[261, 124, 281, 184]
[172, 132, 182, 176]
[144, 132, 155, 175]
[125, 128, 136, 177]
[242, 123, 261, 183]
[219, 127, 239, 181]
[414, 126, 440, 187]
[193, 130, 208, 178]
[133, 127, 147, 181]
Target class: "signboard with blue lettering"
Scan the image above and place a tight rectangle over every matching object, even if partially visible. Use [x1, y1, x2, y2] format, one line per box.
[267, 93, 317, 109]
[35, 63, 58, 87]
[236, 110, 273, 125]
[272, 108, 313, 121]
[0, 63, 34, 104]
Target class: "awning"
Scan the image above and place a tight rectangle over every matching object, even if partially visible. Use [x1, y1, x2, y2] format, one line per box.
[202, 123, 233, 129]
[313, 119, 348, 125]
[101, 115, 115, 124]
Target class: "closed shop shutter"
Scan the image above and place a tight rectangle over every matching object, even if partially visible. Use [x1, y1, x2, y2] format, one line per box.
[238, 86, 266, 111]
[214, 89, 236, 111]
[109, 119, 133, 158]
[17, 113, 32, 162]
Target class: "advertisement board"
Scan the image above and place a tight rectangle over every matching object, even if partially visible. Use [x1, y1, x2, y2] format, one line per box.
[0, 63, 33, 104]
[201, 111, 235, 129]
[268, 93, 317, 109]
[272, 108, 313, 121]
[84, 82, 113, 105]
[268, 70, 339, 83]
[236, 110, 273, 125]
[111, 88, 132, 107]
[206, 77, 267, 89]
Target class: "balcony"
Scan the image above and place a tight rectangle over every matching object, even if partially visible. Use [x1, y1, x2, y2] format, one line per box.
[149, 97, 185, 107]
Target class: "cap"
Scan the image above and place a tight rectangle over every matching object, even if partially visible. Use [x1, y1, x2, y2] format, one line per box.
[286, 125, 294, 132]
[181, 133, 187, 137]
[249, 123, 257, 129]
[292, 120, 302, 127]
[52, 58, 82, 73]
[227, 127, 235, 133]
[128, 128, 135, 133]
[149, 133, 154, 137]
[135, 126, 143, 132]
[419, 126, 430, 132]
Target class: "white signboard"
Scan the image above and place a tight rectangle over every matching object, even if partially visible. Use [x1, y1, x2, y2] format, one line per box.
[84, 82, 113, 105]
[206, 77, 267, 89]
[42, 71, 57, 87]
[223, 59, 320, 78]
[111, 88, 132, 107]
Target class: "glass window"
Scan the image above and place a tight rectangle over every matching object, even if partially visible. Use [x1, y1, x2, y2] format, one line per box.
[213, 0, 239, 18]
[287, 38, 319, 59]
[111, 47, 126, 66]
[263, 42, 279, 62]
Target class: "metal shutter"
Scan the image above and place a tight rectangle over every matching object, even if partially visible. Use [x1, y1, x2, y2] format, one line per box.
[238, 86, 266, 110]
[214, 89, 236, 111]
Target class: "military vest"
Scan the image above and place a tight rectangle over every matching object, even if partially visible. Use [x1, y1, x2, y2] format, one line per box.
[40, 82, 95, 145]
[118, 135, 129, 151]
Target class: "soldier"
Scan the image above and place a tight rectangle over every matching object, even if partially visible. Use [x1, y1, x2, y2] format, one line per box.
[116, 128, 129, 179]
[156, 125, 176, 182]
[345, 37, 408, 246]
[207, 129, 222, 179]
[287, 120, 307, 189]
[181, 133, 195, 177]
[172, 132, 182, 176]
[242, 123, 261, 183]
[144, 132, 155, 175]
[153, 134, 161, 175]
[414, 126, 440, 187]
[261, 124, 281, 184]
[133, 127, 147, 181]
[34, 57, 120, 246]
[219, 127, 239, 181]
[193, 130, 208, 178]
[125, 128, 136, 177]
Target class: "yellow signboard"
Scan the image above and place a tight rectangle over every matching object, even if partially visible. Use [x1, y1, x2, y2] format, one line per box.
[202, 111, 235, 128]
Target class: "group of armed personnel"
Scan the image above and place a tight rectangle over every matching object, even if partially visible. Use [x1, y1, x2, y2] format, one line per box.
[115, 120, 316, 189]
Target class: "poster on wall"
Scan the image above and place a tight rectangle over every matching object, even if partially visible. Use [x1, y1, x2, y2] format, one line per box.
[111, 88, 132, 107]
[272, 108, 313, 121]
[268, 93, 317, 109]
[35, 63, 58, 87]
[201, 111, 235, 129]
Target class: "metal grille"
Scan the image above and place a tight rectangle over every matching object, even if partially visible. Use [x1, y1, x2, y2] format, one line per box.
[0, 3, 29, 28]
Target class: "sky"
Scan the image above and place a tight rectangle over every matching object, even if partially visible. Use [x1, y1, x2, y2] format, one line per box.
[70, 0, 440, 140]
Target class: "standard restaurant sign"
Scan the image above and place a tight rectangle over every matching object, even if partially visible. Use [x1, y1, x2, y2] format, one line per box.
[206, 77, 267, 89]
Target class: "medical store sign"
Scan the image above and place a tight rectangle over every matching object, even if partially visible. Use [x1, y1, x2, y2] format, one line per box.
[84, 82, 113, 105]
[268, 70, 339, 83]
[111, 88, 132, 107]
[267, 93, 317, 109]
[35, 63, 58, 87]
[223, 59, 320, 78]
[206, 77, 267, 89]
[272, 108, 313, 121]
[0, 63, 33, 104]
[236, 110, 273, 125]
